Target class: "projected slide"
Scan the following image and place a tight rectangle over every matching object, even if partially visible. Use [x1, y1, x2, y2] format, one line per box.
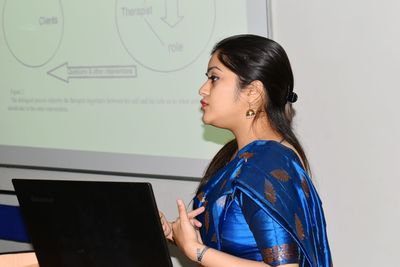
[0, 0, 267, 175]
[116, 0, 215, 72]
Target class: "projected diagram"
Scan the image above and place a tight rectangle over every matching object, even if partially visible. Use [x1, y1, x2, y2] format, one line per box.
[2, 0, 64, 68]
[116, 0, 216, 72]
[2, 0, 216, 82]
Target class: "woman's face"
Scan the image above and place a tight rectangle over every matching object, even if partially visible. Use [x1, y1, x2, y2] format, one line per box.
[199, 53, 248, 130]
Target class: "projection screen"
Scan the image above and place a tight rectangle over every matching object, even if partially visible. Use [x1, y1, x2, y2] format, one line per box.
[0, 0, 271, 178]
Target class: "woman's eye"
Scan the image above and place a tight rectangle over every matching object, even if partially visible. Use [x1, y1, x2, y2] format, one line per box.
[204, 73, 219, 82]
[209, 75, 219, 82]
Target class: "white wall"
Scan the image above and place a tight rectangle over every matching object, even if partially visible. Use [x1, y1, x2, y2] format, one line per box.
[272, 1, 400, 266]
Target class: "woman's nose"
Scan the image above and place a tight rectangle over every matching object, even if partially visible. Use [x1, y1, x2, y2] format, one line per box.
[199, 81, 209, 96]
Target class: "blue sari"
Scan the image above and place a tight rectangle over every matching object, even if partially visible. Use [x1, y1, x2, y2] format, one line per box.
[193, 140, 332, 267]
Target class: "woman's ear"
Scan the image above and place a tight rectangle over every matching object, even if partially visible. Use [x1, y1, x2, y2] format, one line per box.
[246, 80, 265, 104]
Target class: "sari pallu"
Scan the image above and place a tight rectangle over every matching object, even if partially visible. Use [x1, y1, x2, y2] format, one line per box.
[193, 140, 332, 267]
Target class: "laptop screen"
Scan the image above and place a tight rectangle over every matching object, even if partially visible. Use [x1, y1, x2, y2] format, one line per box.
[12, 179, 173, 267]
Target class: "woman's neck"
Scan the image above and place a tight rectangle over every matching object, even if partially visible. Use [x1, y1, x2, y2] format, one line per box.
[232, 117, 282, 151]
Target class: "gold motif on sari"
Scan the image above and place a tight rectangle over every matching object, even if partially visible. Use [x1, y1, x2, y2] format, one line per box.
[204, 210, 210, 234]
[211, 233, 217, 243]
[261, 243, 298, 265]
[295, 214, 305, 240]
[197, 191, 205, 203]
[270, 169, 290, 182]
[235, 168, 241, 177]
[264, 179, 277, 204]
[240, 152, 254, 162]
[301, 177, 310, 198]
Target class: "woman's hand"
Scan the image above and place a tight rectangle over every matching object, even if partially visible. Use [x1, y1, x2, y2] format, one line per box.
[159, 205, 204, 243]
[159, 211, 173, 241]
[172, 199, 206, 261]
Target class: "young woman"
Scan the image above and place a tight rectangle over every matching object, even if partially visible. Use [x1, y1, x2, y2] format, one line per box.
[160, 34, 332, 267]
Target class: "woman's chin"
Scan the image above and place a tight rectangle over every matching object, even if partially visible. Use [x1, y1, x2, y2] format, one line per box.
[201, 114, 211, 124]
[202, 115, 229, 129]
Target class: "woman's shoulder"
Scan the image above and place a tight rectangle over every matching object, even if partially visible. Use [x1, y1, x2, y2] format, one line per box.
[237, 140, 302, 173]
[234, 140, 310, 196]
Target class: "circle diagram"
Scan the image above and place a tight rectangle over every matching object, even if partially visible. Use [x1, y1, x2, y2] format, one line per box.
[2, 0, 64, 68]
[115, 0, 216, 72]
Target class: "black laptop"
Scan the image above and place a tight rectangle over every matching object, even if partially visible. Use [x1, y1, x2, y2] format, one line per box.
[12, 179, 173, 267]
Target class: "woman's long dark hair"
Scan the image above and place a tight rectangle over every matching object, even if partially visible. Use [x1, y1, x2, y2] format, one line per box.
[197, 34, 310, 193]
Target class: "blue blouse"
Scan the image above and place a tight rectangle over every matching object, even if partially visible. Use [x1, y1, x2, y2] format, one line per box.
[193, 140, 332, 267]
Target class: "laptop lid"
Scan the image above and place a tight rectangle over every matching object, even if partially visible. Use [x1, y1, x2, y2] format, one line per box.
[12, 179, 173, 267]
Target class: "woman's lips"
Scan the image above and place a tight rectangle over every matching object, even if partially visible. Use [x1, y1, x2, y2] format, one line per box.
[200, 100, 208, 109]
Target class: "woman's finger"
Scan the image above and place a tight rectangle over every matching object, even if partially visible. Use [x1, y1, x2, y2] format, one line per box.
[188, 206, 205, 218]
[159, 210, 174, 239]
[176, 199, 189, 223]
[189, 218, 202, 228]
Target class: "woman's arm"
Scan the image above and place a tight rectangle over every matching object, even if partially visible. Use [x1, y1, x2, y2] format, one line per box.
[193, 246, 299, 267]
[172, 199, 299, 267]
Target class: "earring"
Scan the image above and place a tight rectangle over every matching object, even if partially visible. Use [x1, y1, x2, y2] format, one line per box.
[246, 103, 256, 119]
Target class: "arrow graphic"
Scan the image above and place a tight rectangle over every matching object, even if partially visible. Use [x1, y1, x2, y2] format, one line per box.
[161, 0, 183, 28]
[47, 62, 137, 83]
